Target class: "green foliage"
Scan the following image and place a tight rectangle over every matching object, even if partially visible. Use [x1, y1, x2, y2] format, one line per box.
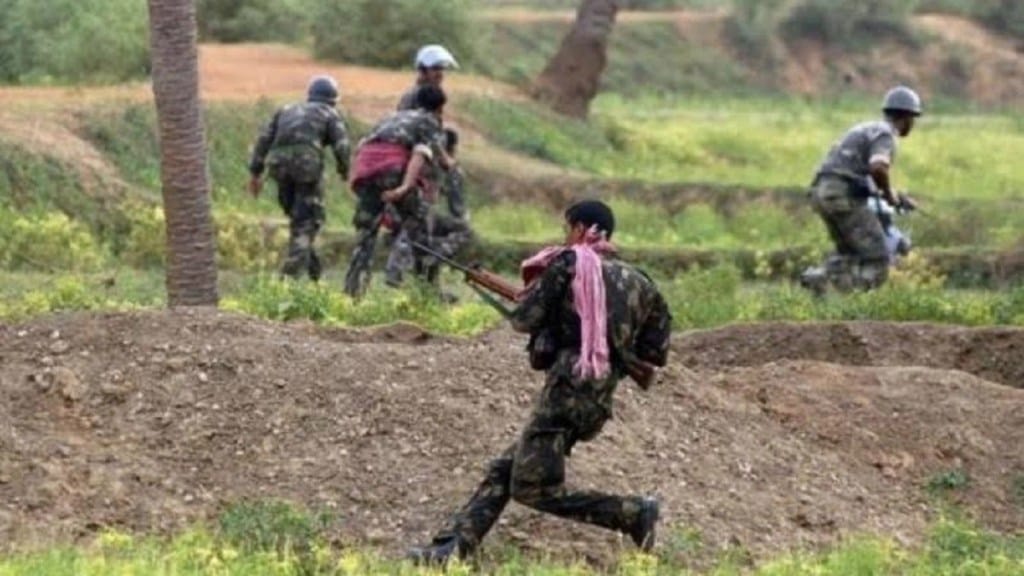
[217, 500, 329, 554]
[727, 0, 787, 61]
[479, 20, 749, 96]
[980, 0, 1024, 38]
[0, 275, 155, 321]
[927, 469, 971, 494]
[222, 276, 500, 335]
[197, 0, 313, 43]
[0, 517, 1022, 574]
[782, 0, 921, 47]
[0, 209, 106, 272]
[0, 0, 148, 84]
[310, 0, 478, 69]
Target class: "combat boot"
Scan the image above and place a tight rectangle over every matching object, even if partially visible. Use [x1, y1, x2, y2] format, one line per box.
[405, 537, 464, 566]
[628, 497, 660, 552]
[799, 267, 828, 298]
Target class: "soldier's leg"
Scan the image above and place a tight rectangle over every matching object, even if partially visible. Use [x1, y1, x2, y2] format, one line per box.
[803, 178, 860, 293]
[419, 444, 516, 558]
[384, 226, 413, 288]
[508, 417, 646, 535]
[281, 180, 325, 281]
[839, 202, 890, 290]
[394, 194, 433, 283]
[343, 185, 385, 297]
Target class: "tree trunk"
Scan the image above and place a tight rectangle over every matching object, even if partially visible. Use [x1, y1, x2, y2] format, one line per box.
[147, 0, 219, 306]
[532, 0, 619, 119]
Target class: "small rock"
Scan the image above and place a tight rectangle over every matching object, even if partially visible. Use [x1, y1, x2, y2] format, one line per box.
[50, 330, 60, 340]
[49, 341, 70, 355]
[53, 367, 86, 402]
[198, 372, 209, 384]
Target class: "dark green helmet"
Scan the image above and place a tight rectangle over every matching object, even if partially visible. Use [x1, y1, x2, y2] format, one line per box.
[307, 75, 339, 105]
[882, 86, 922, 117]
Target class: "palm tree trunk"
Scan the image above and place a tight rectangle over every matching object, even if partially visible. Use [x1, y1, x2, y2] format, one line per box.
[147, 0, 218, 306]
[532, 0, 619, 119]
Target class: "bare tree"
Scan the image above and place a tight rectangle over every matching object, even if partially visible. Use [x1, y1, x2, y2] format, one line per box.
[147, 0, 218, 306]
[532, 0, 620, 119]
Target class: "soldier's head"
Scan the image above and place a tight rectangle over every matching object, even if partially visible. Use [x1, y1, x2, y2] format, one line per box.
[415, 44, 458, 86]
[307, 75, 339, 106]
[882, 86, 922, 137]
[564, 200, 615, 244]
[443, 128, 459, 156]
[414, 85, 447, 117]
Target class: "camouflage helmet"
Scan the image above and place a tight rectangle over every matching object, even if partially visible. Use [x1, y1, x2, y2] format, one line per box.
[414, 45, 459, 70]
[882, 86, 922, 117]
[307, 75, 339, 105]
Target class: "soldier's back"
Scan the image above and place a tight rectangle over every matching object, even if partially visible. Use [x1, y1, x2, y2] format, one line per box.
[272, 102, 338, 149]
[818, 120, 896, 180]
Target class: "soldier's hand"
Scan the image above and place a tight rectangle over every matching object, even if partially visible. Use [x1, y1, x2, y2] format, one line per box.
[247, 177, 263, 198]
[382, 186, 410, 204]
[896, 192, 917, 213]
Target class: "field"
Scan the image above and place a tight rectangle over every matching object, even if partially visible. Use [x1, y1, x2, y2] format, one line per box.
[2, 2, 1024, 574]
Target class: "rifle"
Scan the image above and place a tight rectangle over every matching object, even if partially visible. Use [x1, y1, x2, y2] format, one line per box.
[411, 241, 656, 389]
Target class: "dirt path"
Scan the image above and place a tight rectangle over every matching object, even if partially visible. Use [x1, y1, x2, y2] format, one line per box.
[1, 311, 1022, 564]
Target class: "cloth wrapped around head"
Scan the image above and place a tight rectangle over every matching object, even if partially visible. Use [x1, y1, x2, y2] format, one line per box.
[519, 200, 617, 379]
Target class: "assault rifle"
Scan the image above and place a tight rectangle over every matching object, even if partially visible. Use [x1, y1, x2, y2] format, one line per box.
[411, 241, 656, 389]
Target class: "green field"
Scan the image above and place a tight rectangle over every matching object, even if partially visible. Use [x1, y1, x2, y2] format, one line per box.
[1, 513, 1022, 575]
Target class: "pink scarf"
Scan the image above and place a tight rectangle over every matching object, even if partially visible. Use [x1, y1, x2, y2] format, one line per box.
[520, 227, 617, 380]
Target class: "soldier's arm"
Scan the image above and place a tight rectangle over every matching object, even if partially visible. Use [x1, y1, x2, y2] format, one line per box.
[248, 111, 280, 177]
[509, 252, 573, 334]
[868, 131, 898, 205]
[326, 113, 352, 181]
[635, 280, 672, 367]
[381, 146, 432, 203]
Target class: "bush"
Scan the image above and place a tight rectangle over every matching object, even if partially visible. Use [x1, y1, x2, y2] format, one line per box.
[727, 0, 787, 60]
[781, 0, 920, 47]
[0, 0, 148, 84]
[0, 210, 106, 272]
[980, 0, 1024, 38]
[197, 0, 312, 43]
[310, 0, 478, 69]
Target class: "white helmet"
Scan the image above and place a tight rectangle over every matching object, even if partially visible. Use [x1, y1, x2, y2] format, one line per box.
[415, 44, 459, 70]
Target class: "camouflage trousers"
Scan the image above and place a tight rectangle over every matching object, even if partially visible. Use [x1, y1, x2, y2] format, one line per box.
[343, 172, 431, 297]
[803, 176, 890, 293]
[384, 211, 474, 287]
[275, 174, 325, 281]
[427, 359, 646, 554]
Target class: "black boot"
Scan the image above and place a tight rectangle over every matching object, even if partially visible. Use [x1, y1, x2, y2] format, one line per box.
[628, 497, 660, 552]
[405, 537, 464, 566]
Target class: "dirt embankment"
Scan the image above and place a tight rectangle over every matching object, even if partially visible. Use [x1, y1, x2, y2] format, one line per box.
[1, 311, 1022, 563]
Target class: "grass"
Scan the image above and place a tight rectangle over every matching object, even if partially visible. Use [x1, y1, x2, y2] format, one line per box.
[4, 264, 1024, 334]
[0, 513, 1022, 575]
[464, 95, 1024, 201]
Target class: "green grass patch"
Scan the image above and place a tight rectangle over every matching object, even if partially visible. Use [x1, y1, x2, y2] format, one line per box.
[0, 515, 1022, 574]
[5, 267, 1024, 335]
[477, 20, 751, 97]
[463, 95, 1024, 201]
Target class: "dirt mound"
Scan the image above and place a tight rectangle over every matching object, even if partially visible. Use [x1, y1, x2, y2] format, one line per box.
[1, 311, 1022, 563]
[676, 322, 1024, 389]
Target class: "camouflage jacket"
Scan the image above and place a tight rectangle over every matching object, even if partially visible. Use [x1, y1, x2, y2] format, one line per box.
[510, 252, 672, 422]
[396, 83, 421, 111]
[249, 101, 351, 181]
[361, 110, 447, 165]
[817, 120, 898, 183]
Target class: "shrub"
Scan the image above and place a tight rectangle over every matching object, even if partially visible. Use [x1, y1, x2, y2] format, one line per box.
[0, 210, 106, 272]
[781, 0, 921, 47]
[197, 0, 312, 43]
[0, 0, 148, 84]
[310, 0, 478, 69]
[980, 0, 1024, 38]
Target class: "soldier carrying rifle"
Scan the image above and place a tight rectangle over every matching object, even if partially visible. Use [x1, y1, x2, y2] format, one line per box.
[407, 200, 673, 564]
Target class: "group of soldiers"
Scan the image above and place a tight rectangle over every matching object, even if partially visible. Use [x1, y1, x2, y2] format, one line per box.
[246, 44, 924, 564]
[248, 44, 471, 299]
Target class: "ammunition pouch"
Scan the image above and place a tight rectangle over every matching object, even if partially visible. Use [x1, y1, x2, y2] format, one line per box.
[527, 329, 558, 371]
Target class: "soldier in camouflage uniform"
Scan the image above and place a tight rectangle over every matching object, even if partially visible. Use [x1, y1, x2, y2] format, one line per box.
[407, 200, 672, 564]
[342, 85, 456, 297]
[800, 86, 922, 295]
[396, 44, 458, 112]
[385, 127, 473, 292]
[248, 75, 350, 281]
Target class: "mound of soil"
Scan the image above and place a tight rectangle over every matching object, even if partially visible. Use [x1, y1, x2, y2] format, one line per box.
[1, 311, 1022, 563]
